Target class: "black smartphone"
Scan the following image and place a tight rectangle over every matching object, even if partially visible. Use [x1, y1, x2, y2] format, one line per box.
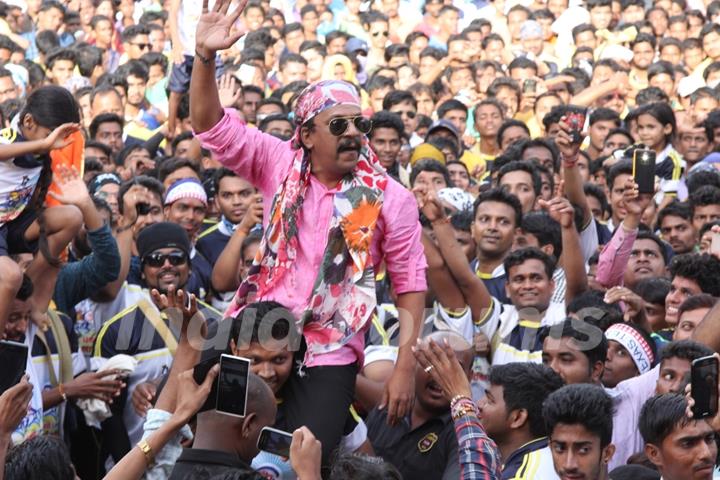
[136, 203, 151, 216]
[257, 426, 294, 458]
[632, 147, 656, 194]
[523, 79, 537, 94]
[216, 354, 250, 418]
[691, 355, 719, 419]
[562, 105, 587, 145]
[0, 340, 28, 395]
[193, 355, 221, 413]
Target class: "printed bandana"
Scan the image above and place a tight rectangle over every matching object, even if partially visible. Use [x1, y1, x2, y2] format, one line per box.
[227, 80, 387, 364]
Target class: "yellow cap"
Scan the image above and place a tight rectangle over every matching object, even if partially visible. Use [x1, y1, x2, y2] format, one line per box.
[410, 143, 446, 166]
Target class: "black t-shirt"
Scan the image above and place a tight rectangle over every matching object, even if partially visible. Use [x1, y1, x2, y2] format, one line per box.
[366, 408, 459, 480]
[169, 448, 261, 480]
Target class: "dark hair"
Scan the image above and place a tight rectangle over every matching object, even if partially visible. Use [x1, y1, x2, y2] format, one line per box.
[5, 436, 75, 480]
[589, 107, 621, 127]
[118, 59, 149, 83]
[489, 363, 564, 438]
[329, 453, 402, 480]
[282, 22, 303, 38]
[382, 90, 417, 110]
[639, 393, 691, 446]
[85, 140, 112, 159]
[543, 384, 614, 447]
[15, 273, 33, 301]
[118, 176, 164, 215]
[370, 111, 404, 138]
[583, 183, 609, 217]
[656, 201, 692, 231]
[473, 187, 523, 226]
[635, 87, 669, 106]
[678, 293, 716, 319]
[635, 231, 670, 265]
[157, 157, 200, 184]
[636, 102, 677, 144]
[689, 186, 720, 215]
[450, 209, 474, 233]
[366, 75, 395, 96]
[89, 113, 123, 139]
[634, 277, 671, 306]
[539, 317, 609, 368]
[384, 43, 409, 63]
[487, 77, 521, 111]
[20, 85, 80, 128]
[687, 166, 720, 194]
[660, 339, 714, 364]
[227, 301, 296, 350]
[437, 99, 468, 121]
[45, 47, 76, 70]
[35, 30, 60, 55]
[504, 247, 556, 279]
[75, 45, 103, 78]
[410, 159, 451, 187]
[121, 24, 150, 43]
[647, 61, 675, 83]
[567, 290, 623, 330]
[607, 159, 633, 191]
[497, 119, 530, 147]
[508, 57, 538, 75]
[279, 52, 307, 72]
[542, 105, 569, 131]
[497, 160, 542, 197]
[668, 253, 720, 297]
[520, 211, 562, 259]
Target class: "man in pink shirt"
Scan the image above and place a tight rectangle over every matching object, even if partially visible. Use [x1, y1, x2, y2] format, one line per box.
[189, 0, 427, 465]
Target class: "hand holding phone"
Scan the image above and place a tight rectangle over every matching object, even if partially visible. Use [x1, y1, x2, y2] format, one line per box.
[523, 79, 537, 94]
[632, 147, 656, 195]
[562, 106, 587, 145]
[691, 355, 719, 419]
[257, 426, 294, 458]
[0, 340, 28, 396]
[216, 354, 250, 417]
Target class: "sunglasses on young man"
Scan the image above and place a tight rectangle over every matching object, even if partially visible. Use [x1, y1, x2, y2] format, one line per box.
[143, 251, 189, 268]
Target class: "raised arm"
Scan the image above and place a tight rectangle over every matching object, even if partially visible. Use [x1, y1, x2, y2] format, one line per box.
[190, 0, 247, 134]
[595, 179, 650, 289]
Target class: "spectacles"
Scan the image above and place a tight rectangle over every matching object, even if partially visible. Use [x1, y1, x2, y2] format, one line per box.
[132, 42, 151, 50]
[143, 251, 188, 268]
[372, 31, 389, 38]
[393, 110, 417, 119]
[328, 116, 373, 136]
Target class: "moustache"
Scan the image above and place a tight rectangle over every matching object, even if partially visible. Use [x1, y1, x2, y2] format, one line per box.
[158, 268, 179, 277]
[337, 139, 361, 153]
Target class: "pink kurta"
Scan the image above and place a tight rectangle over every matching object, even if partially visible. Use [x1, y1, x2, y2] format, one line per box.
[196, 110, 427, 367]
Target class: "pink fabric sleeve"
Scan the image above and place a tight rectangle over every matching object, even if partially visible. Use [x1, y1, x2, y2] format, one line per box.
[194, 109, 293, 196]
[379, 179, 428, 294]
[596, 223, 638, 289]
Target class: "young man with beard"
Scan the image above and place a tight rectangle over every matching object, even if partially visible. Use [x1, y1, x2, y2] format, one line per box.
[92, 223, 221, 459]
[541, 318, 609, 386]
[689, 186, 720, 233]
[664, 253, 720, 328]
[478, 363, 563, 479]
[366, 331, 473, 479]
[121, 60, 165, 130]
[368, 111, 404, 181]
[639, 393, 716, 480]
[543, 384, 616, 480]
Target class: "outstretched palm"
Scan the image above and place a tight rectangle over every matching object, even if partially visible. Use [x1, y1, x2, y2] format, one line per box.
[196, 0, 247, 52]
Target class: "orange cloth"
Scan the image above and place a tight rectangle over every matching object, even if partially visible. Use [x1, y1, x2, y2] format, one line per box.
[46, 131, 84, 207]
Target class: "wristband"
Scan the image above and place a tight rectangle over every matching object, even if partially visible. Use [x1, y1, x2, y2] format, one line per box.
[194, 48, 212, 65]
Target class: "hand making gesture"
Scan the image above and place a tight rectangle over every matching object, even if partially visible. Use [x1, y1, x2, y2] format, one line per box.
[196, 0, 248, 56]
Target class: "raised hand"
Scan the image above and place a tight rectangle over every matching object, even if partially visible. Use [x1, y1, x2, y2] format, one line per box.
[150, 286, 206, 340]
[48, 165, 90, 207]
[621, 178, 652, 222]
[413, 338, 472, 401]
[555, 116, 582, 162]
[538, 182, 575, 229]
[43, 123, 81, 152]
[196, 0, 248, 54]
[217, 73, 242, 108]
[0, 376, 33, 437]
[172, 366, 219, 423]
[238, 194, 263, 234]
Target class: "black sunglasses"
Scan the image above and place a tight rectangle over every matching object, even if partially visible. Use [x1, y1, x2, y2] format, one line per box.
[372, 30, 389, 37]
[143, 251, 188, 268]
[328, 116, 373, 136]
[394, 110, 417, 119]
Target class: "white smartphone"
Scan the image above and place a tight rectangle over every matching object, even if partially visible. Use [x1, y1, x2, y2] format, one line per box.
[216, 354, 251, 418]
[235, 64, 257, 86]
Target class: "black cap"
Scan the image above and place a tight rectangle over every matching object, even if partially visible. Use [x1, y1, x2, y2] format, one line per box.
[137, 222, 191, 260]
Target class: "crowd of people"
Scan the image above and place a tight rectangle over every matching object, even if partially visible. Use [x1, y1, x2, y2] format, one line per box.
[3, 0, 720, 479]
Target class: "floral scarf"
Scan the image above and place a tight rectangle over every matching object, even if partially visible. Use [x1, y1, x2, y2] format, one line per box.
[227, 80, 387, 365]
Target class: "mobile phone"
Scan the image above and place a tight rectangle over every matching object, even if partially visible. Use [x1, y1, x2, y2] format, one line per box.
[523, 79, 537, 94]
[711, 231, 720, 255]
[0, 340, 28, 395]
[632, 147, 656, 194]
[257, 426, 294, 458]
[563, 106, 587, 145]
[691, 355, 719, 419]
[193, 355, 221, 413]
[216, 354, 250, 418]
[136, 203, 151, 216]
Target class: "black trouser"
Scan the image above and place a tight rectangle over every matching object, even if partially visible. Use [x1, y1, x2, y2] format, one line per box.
[279, 364, 358, 472]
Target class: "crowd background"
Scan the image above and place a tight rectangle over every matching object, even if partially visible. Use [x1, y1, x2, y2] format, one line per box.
[3, 0, 720, 479]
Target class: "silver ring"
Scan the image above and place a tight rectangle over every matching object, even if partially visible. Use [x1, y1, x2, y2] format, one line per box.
[424, 365, 434, 373]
